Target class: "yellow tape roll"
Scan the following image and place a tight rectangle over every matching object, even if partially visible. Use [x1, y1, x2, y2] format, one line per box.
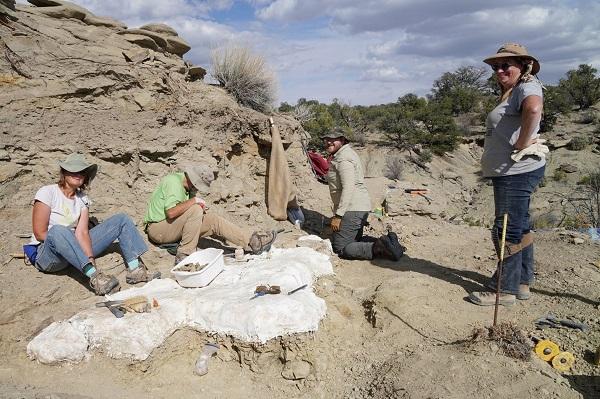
[534, 340, 560, 362]
[552, 351, 575, 372]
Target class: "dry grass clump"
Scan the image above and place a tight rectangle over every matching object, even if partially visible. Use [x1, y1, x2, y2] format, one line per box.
[211, 46, 277, 112]
[470, 322, 532, 361]
[384, 154, 404, 180]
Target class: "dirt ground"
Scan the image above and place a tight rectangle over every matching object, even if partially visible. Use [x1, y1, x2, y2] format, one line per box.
[1, 213, 599, 399]
[1, 4, 600, 398]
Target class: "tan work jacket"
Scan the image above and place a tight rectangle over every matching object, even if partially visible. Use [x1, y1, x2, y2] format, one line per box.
[327, 144, 372, 216]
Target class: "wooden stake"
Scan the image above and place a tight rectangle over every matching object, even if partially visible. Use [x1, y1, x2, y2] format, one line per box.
[493, 213, 508, 326]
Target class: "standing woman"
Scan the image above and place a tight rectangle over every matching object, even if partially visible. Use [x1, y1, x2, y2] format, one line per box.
[31, 153, 158, 296]
[469, 43, 546, 306]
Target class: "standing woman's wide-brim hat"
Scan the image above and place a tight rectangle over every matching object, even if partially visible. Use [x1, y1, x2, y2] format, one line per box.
[58, 153, 98, 182]
[483, 43, 540, 75]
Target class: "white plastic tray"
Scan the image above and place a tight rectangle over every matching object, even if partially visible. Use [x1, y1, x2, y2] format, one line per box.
[170, 248, 224, 288]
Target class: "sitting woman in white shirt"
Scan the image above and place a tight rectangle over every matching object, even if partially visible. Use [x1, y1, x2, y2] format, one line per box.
[31, 153, 159, 295]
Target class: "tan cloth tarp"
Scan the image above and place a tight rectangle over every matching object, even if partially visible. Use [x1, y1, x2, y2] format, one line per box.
[267, 121, 296, 220]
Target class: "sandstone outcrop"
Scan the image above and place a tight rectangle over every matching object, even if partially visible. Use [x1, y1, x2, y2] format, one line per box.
[0, 4, 318, 246]
[0, 0, 17, 21]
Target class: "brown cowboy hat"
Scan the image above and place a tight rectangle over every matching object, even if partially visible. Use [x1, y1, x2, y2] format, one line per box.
[483, 43, 540, 75]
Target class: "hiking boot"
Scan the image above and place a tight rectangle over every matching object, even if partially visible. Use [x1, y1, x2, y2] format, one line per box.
[89, 272, 119, 296]
[126, 259, 161, 284]
[248, 230, 277, 255]
[517, 284, 530, 300]
[386, 232, 405, 260]
[468, 291, 516, 306]
[372, 236, 394, 260]
[372, 235, 403, 261]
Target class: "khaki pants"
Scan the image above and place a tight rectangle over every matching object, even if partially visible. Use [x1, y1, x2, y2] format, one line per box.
[146, 206, 251, 255]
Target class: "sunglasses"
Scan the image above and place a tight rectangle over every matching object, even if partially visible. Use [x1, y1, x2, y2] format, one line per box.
[63, 170, 87, 177]
[490, 62, 516, 72]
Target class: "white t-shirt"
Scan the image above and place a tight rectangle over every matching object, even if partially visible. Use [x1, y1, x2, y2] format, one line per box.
[31, 184, 90, 244]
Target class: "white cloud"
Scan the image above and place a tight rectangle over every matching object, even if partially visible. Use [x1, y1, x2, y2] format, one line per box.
[361, 66, 407, 82]
[255, 0, 324, 22]
[72, 0, 232, 20]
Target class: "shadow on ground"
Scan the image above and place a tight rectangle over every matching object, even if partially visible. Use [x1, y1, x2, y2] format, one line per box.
[369, 255, 600, 307]
[566, 375, 600, 399]
[371, 255, 489, 294]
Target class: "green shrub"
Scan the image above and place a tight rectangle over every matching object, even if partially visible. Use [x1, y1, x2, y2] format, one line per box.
[540, 85, 572, 132]
[418, 149, 433, 164]
[430, 66, 490, 115]
[567, 136, 590, 150]
[463, 216, 483, 227]
[381, 118, 422, 151]
[558, 64, 600, 110]
[211, 46, 276, 112]
[578, 175, 591, 185]
[553, 169, 567, 181]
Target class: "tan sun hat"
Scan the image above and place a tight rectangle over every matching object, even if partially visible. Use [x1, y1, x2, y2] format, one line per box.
[184, 164, 215, 194]
[483, 43, 540, 75]
[58, 153, 98, 181]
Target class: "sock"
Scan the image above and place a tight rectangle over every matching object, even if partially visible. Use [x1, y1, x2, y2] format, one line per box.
[83, 263, 97, 278]
[127, 258, 139, 271]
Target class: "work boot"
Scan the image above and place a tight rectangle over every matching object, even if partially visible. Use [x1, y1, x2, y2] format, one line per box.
[248, 230, 277, 255]
[372, 235, 394, 260]
[387, 232, 405, 260]
[89, 271, 119, 296]
[126, 259, 161, 285]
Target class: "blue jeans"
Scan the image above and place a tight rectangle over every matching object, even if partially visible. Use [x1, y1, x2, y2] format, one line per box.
[332, 211, 374, 260]
[487, 166, 545, 294]
[35, 213, 148, 273]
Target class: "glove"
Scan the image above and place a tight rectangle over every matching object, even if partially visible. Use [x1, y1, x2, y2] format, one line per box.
[511, 139, 549, 162]
[330, 216, 342, 232]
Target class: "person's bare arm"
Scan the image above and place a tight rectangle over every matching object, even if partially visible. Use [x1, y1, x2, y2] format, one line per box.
[165, 198, 201, 221]
[32, 201, 51, 242]
[75, 208, 94, 260]
[514, 95, 543, 150]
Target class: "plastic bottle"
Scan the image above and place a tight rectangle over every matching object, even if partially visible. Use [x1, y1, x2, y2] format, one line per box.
[194, 343, 220, 376]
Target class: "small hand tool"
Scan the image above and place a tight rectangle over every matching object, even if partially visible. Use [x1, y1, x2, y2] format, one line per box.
[287, 284, 308, 295]
[95, 300, 125, 318]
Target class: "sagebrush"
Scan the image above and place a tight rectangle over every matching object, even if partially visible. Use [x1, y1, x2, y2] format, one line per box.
[384, 154, 404, 180]
[211, 46, 276, 112]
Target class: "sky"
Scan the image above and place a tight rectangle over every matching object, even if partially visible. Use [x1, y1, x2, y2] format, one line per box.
[17, 0, 600, 106]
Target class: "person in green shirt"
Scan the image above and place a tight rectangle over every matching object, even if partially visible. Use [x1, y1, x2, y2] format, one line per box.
[144, 164, 276, 263]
